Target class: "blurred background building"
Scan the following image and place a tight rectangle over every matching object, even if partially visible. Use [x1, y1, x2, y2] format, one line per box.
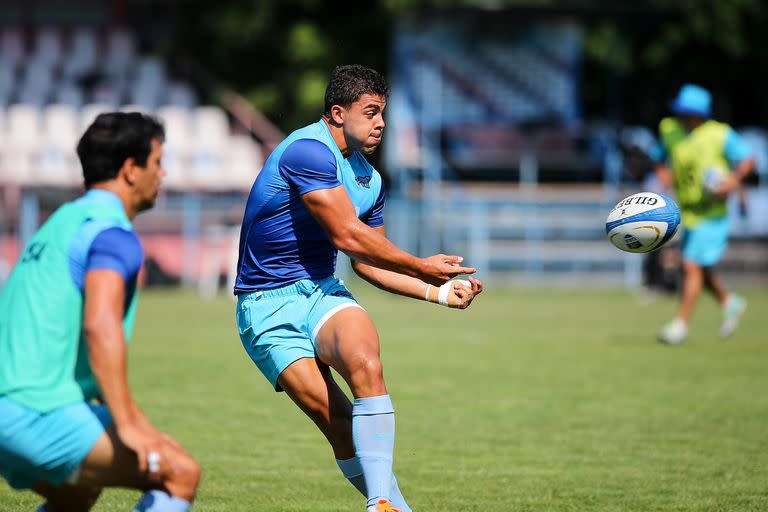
[1, 0, 766, 293]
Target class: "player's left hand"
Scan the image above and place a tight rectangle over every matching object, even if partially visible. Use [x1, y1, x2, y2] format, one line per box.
[712, 174, 740, 198]
[448, 277, 483, 309]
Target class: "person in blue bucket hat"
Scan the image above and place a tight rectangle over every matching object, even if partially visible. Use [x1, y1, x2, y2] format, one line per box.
[651, 84, 755, 344]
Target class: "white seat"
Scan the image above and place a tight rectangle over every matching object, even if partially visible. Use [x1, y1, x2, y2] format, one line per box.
[80, 103, 113, 132]
[227, 135, 262, 191]
[120, 104, 153, 114]
[39, 104, 81, 186]
[0, 104, 42, 185]
[191, 106, 229, 189]
[156, 106, 193, 191]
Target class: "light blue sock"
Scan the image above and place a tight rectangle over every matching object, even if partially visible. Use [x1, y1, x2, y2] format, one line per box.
[336, 457, 412, 512]
[133, 490, 191, 512]
[352, 394, 396, 508]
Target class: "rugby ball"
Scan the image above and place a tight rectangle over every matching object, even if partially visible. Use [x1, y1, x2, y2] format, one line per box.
[605, 192, 680, 253]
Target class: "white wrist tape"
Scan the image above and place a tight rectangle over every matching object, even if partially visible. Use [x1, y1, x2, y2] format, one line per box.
[437, 282, 452, 306]
[438, 279, 471, 307]
[424, 284, 432, 301]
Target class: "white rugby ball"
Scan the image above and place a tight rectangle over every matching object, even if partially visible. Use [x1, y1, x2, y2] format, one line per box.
[605, 192, 680, 253]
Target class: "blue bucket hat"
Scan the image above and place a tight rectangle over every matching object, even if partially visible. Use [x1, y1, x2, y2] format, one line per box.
[670, 84, 711, 118]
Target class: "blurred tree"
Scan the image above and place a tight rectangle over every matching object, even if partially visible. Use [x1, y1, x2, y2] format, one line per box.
[167, 0, 393, 131]
[139, 0, 768, 130]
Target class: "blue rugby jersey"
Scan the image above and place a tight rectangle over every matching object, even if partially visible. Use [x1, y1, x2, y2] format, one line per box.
[234, 119, 385, 292]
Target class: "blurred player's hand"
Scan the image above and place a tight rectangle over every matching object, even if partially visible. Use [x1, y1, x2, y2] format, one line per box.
[447, 277, 483, 309]
[420, 254, 476, 286]
[117, 420, 166, 476]
[712, 174, 739, 198]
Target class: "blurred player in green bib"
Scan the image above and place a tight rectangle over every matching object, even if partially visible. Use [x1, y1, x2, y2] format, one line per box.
[652, 84, 755, 344]
[0, 113, 200, 511]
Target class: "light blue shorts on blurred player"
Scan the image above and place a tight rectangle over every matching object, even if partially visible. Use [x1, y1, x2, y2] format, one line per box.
[682, 216, 730, 267]
[236, 275, 363, 391]
[0, 397, 112, 490]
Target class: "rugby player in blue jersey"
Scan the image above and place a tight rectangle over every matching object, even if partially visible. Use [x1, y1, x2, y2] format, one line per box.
[234, 65, 483, 512]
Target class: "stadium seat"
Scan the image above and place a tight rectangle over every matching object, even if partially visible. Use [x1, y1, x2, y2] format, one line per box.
[33, 27, 63, 67]
[54, 83, 86, 109]
[0, 58, 13, 107]
[91, 81, 124, 108]
[62, 28, 98, 80]
[39, 104, 81, 186]
[0, 105, 42, 185]
[166, 82, 198, 109]
[80, 103, 113, 132]
[191, 106, 230, 189]
[157, 106, 193, 190]
[0, 28, 25, 68]
[103, 27, 137, 83]
[227, 135, 262, 191]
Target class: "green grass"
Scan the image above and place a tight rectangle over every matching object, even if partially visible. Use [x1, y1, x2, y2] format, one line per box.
[3, 283, 768, 511]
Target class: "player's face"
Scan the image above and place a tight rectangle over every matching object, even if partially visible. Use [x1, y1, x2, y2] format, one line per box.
[134, 138, 165, 212]
[343, 94, 386, 155]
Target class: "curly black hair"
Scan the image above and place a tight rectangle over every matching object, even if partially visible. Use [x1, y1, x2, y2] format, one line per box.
[323, 64, 389, 116]
[77, 112, 165, 187]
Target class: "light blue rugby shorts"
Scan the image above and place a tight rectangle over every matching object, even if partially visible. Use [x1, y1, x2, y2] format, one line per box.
[236, 276, 363, 391]
[681, 216, 730, 267]
[0, 397, 112, 490]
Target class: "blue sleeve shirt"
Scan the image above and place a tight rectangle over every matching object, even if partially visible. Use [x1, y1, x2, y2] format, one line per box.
[723, 128, 752, 166]
[70, 223, 142, 310]
[235, 120, 386, 292]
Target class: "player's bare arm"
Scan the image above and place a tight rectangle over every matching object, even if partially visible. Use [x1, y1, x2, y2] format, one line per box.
[351, 226, 483, 309]
[713, 156, 756, 198]
[655, 162, 674, 188]
[83, 269, 164, 474]
[301, 185, 475, 285]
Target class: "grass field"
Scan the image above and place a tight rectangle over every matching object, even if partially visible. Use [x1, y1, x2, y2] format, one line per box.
[2, 283, 767, 511]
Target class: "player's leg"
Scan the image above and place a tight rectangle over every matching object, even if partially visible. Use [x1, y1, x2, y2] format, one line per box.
[677, 260, 703, 323]
[33, 423, 200, 512]
[702, 266, 728, 304]
[277, 358, 411, 511]
[32, 481, 101, 512]
[72, 422, 201, 508]
[278, 357, 355, 460]
[660, 223, 711, 344]
[314, 306, 399, 511]
[1, 398, 198, 512]
[703, 267, 747, 338]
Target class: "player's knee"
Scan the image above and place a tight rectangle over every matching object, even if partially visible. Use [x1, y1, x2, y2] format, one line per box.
[164, 453, 201, 501]
[355, 356, 384, 382]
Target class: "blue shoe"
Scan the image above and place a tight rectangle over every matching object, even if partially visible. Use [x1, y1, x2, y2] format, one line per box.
[720, 294, 746, 338]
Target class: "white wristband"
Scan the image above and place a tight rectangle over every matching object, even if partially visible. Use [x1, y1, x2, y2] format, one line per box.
[424, 284, 432, 301]
[438, 279, 471, 307]
[438, 282, 451, 306]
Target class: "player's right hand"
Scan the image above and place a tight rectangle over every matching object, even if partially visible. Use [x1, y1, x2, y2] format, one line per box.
[117, 421, 166, 476]
[419, 254, 476, 286]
